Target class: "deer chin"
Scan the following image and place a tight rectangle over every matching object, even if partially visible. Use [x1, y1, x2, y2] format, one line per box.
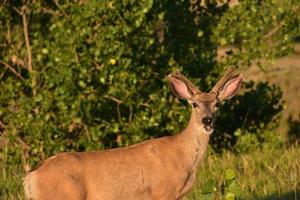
[203, 125, 214, 135]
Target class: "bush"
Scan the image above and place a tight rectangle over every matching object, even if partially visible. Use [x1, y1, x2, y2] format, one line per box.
[212, 81, 284, 151]
[287, 115, 300, 145]
[0, 0, 299, 166]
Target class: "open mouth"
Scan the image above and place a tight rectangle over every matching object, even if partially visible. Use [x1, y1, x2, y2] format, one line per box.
[204, 125, 214, 134]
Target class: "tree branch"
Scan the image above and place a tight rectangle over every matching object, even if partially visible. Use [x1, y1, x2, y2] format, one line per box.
[104, 95, 123, 104]
[21, 5, 36, 96]
[264, 21, 284, 39]
[0, 60, 25, 81]
[21, 7, 32, 72]
[104, 95, 123, 123]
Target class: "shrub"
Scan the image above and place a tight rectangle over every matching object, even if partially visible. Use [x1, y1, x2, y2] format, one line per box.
[0, 0, 299, 166]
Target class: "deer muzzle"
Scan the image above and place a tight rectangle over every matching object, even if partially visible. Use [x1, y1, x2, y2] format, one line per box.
[202, 116, 214, 134]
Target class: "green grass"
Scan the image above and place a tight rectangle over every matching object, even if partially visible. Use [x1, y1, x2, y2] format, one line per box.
[0, 145, 25, 200]
[187, 144, 300, 200]
[0, 164, 24, 200]
[1, 144, 299, 200]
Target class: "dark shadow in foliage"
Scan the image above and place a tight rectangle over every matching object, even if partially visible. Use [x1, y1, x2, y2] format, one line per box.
[83, 1, 232, 148]
[287, 115, 300, 145]
[0, 1, 57, 82]
[249, 190, 300, 200]
[211, 81, 283, 151]
[162, 1, 230, 88]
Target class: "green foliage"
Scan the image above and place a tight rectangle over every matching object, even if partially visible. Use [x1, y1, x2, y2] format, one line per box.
[287, 114, 300, 144]
[0, 0, 299, 167]
[211, 0, 300, 67]
[0, 146, 24, 199]
[197, 168, 242, 200]
[213, 81, 284, 151]
[223, 169, 242, 200]
[199, 178, 216, 200]
[187, 144, 300, 200]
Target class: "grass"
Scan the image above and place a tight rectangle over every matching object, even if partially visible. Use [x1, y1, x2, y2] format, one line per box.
[0, 164, 24, 200]
[0, 146, 25, 200]
[187, 144, 300, 200]
[1, 143, 299, 200]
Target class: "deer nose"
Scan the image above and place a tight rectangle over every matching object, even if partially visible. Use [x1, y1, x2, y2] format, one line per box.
[202, 117, 212, 125]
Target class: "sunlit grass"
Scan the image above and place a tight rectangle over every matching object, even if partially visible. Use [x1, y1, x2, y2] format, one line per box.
[0, 163, 24, 200]
[187, 144, 300, 200]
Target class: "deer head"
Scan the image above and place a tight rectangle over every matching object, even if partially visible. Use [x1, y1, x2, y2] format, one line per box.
[168, 67, 243, 134]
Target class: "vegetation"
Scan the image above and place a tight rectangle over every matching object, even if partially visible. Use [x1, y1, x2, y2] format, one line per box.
[0, 0, 300, 199]
[189, 144, 300, 200]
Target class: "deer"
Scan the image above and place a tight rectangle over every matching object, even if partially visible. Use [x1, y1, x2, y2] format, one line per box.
[24, 67, 243, 200]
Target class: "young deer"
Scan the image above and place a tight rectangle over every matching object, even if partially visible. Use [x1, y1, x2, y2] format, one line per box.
[24, 67, 242, 200]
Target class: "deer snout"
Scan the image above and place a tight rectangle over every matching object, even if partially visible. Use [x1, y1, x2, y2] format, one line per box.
[202, 117, 213, 125]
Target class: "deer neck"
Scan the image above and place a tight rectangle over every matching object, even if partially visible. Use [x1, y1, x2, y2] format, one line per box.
[177, 109, 210, 170]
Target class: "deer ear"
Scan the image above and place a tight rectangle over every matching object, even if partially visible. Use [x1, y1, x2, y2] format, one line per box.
[168, 76, 193, 100]
[217, 74, 243, 101]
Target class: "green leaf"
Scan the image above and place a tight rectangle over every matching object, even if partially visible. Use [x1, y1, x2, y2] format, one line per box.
[201, 178, 216, 194]
[227, 182, 242, 197]
[225, 169, 236, 180]
[200, 193, 213, 200]
[225, 192, 235, 200]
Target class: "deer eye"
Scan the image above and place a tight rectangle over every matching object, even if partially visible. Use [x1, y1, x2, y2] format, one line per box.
[192, 103, 198, 108]
[214, 102, 220, 110]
